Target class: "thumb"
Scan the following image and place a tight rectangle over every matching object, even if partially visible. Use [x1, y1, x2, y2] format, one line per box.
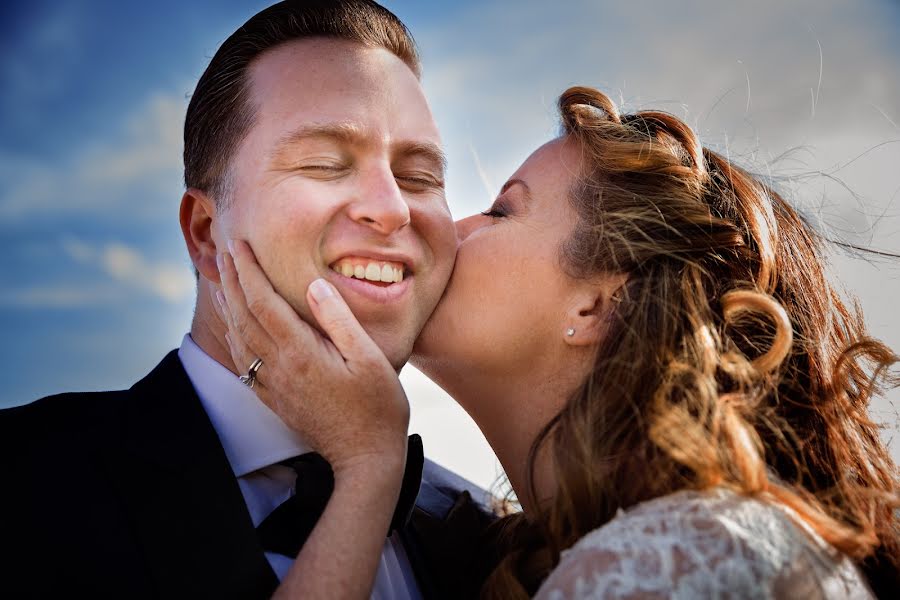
[306, 278, 379, 361]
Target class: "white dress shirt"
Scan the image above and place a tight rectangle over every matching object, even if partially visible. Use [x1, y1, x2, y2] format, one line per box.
[178, 334, 422, 600]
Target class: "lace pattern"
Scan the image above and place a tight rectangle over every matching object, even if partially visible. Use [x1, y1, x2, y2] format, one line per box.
[535, 488, 872, 599]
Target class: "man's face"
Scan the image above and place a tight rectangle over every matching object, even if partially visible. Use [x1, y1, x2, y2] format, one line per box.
[218, 38, 456, 368]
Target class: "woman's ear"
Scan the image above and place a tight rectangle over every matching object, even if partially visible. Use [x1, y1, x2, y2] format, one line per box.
[563, 273, 629, 347]
[179, 188, 221, 283]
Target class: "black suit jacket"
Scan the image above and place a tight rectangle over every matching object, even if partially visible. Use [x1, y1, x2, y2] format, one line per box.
[0, 351, 494, 599]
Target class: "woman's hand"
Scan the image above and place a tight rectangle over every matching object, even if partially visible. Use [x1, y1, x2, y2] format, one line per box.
[215, 239, 410, 475]
[217, 241, 413, 599]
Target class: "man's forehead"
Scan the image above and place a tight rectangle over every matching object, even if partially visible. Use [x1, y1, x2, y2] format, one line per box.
[246, 37, 417, 103]
[245, 39, 439, 143]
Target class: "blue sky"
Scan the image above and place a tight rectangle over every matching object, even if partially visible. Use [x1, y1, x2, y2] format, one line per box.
[2, 0, 899, 487]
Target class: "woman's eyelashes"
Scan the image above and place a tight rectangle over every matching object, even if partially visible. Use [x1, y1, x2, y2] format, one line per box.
[481, 199, 510, 219]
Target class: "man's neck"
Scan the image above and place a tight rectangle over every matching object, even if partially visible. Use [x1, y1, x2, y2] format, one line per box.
[190, 281, 238, 375]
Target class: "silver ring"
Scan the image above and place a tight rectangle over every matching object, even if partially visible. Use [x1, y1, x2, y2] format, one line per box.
[239, 357, 264, 389]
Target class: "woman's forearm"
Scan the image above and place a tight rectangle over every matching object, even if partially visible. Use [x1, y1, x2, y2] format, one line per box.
[272, 454, 406, 599]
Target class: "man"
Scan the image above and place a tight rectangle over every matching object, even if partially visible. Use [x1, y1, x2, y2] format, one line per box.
[0, 2, 490, 598]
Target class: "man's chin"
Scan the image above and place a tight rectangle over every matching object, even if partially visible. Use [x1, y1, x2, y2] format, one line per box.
[387, 335, 415, 371]
[366, 329, 414, 372]
[384, 350, 412, 373]
[328, 294, 421, 369]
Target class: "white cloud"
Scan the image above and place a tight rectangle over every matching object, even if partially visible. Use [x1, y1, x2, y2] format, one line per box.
[61, 236, 195, 304]
[0, 91, 186, 222]
[80, 94, 185, 187]
[419, 0, 900, 224]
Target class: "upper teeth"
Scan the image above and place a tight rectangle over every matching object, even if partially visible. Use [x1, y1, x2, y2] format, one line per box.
[331, 258, 404, 283]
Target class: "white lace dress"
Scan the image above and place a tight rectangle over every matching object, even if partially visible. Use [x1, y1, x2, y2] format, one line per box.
[535, 488, 873, 599]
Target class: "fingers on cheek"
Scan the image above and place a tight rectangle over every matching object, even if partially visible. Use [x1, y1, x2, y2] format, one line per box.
[236, 321, 268, 362]
[220, 254, 247, 315]
[215, 290, 231, 325]
[224, 331, 245, 367]
[244, 298, 271, 338]
[218, 257, 235, 295]
[224, 331, 236, 358]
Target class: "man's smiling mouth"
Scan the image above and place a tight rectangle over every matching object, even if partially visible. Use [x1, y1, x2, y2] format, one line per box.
[330, 257, 406, 287]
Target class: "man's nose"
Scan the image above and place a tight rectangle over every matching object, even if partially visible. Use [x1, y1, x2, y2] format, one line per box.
[347, 165, 411, 236]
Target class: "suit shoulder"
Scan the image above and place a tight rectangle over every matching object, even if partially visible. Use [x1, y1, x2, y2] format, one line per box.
[1, 388, 129, 420]
[0, 389, 129, 447]
[423, 459, 488, 498]
[421, 458, 497, 515]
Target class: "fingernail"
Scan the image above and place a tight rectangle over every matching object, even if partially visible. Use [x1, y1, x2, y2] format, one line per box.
[227, 239, 235, 254]
[309, 278, 334, 302]
[216, 253, 225, 272]
[216, 290, 226, 309]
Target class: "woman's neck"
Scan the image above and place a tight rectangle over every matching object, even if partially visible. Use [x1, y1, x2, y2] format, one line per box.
[415, 356, 574, 514]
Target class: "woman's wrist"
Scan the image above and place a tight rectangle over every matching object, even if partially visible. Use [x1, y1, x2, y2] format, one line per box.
[331, 442, 408, 488]
[274, 443, 408, 600]
[329, 452, 408, 537]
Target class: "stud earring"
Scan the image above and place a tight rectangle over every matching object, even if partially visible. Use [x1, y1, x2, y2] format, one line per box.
[566, 327, 576, 337]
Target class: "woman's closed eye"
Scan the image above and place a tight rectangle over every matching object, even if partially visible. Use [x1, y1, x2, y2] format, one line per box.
[481, 199, 510, 219]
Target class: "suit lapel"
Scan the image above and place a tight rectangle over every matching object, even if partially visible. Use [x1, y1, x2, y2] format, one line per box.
[103, 351, 278, 599]
[100, 352, 495, 599]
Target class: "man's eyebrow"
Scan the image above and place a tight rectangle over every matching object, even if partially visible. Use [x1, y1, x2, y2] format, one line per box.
[272, 123, 447, 175]
[393, 140, 448, 176]
[272, 122, 364, 154]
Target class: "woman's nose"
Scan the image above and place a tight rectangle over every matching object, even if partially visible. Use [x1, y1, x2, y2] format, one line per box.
[454, 213, 482, 243]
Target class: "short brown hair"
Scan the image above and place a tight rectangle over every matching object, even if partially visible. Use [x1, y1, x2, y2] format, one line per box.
[183, 0, 419, 204]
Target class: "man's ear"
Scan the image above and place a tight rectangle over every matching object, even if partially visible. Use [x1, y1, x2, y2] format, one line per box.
[179, 188, 221, 284]
[564, 273, 629, 347]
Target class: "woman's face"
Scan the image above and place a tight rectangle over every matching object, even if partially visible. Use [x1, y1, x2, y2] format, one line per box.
[413, 137, 585, 385]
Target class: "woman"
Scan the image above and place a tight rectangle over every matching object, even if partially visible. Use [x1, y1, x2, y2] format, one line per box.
[216, 87, 899, 598]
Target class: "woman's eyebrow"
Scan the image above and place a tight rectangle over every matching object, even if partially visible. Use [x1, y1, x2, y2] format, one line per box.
[501, 178, 533, 200]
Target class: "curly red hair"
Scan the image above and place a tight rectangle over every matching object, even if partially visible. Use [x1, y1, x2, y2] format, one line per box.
[482, 86, 899, 599]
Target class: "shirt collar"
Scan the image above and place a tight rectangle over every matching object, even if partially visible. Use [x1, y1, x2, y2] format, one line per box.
[178, 334, 310, 477]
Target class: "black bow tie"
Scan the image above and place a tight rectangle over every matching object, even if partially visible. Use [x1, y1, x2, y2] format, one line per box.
[256, 434, 424, 558]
